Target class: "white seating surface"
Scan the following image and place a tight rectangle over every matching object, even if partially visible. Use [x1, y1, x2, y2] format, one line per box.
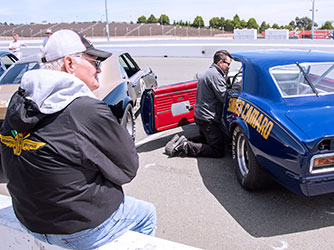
[0, 194, 201, 250]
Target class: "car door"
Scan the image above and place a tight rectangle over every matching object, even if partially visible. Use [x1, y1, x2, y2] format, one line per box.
[140, 59, 243, 136]
[119, 53, 142, 101]
[119, 53, 158, 116]
[140, 80, 197, 135]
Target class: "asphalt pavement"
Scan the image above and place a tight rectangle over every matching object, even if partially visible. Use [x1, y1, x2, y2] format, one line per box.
[2, 57, 334, 250]
[127, 57, 334, 250]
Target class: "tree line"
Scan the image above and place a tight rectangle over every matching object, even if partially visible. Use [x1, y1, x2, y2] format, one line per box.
[137, 14, 334, 32]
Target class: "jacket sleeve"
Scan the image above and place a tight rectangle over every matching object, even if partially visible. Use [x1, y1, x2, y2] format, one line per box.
[75, 99, 138, 186]
[210, 75, 227, 103]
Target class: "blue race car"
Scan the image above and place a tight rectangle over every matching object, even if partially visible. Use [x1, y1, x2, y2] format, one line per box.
[141, 50, 334, 196]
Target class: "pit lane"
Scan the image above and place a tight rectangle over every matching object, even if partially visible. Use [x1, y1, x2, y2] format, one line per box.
[127, 57, 334, 250]
[1, 57, 334, 250]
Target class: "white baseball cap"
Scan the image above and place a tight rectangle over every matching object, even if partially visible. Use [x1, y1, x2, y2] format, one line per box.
[42, 29, 111, 63]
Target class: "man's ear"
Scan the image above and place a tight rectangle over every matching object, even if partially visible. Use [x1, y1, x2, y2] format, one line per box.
[63, 56, 75, 73]
[217, 59, 223, 68]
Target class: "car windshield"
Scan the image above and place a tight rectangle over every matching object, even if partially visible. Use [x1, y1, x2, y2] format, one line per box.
[270, 62, 334, 97]
[0, 62, 40, 84]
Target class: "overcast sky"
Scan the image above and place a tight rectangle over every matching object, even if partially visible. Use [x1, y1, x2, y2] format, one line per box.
[2, 0, 333, 26]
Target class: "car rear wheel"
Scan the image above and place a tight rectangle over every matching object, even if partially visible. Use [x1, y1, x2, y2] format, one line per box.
[232, 126, 270, 190]
[121, 103, 136, 141]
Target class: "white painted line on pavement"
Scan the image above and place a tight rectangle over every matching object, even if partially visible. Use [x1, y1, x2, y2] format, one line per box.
[135, 130, 170, 149]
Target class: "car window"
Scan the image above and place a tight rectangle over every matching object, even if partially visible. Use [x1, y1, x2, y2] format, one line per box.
[1, 54, 17, 69]
[0, 60, 6, 71]
[0, 62, 40, 84]
[119, 53, 140, 78]
[227, 60, 243, 92]
[271, 62, 334, 97]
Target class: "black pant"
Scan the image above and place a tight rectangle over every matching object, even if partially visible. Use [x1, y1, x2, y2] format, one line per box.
[183, 118, 225, 158]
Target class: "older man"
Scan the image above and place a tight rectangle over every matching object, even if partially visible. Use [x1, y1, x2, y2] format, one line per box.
[0, 30, 156, 250]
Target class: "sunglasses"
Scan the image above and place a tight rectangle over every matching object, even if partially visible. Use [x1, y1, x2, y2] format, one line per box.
[83, 56, 102, 70]
[222, 61, 231, 66]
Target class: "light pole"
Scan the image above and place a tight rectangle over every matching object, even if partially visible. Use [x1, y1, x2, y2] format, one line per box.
[311, 0, 315, 39]
[105, 0, 110, 41]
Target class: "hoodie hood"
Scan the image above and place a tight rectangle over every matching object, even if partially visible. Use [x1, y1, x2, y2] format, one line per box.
[21, 69, 96, 114]
[6, 69, 97, 132]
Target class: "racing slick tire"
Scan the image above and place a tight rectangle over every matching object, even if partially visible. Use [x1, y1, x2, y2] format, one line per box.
[121, 103, 136, 141]
[232, 126, 270, 190]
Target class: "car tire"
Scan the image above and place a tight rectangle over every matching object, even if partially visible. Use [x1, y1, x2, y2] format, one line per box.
[121, 103, 136, 141]
[232, 126, 270, 190]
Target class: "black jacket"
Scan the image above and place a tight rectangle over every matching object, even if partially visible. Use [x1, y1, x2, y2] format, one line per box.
[0, 88, 138, 234]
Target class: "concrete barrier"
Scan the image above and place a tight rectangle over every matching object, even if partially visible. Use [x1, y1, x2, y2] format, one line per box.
[1, 37, 334, 58]
[0, 194, 201, 250]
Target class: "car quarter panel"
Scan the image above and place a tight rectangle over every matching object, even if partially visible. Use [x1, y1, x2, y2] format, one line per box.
[102, 81, 132, 120]
[226, 94, 313, 195]
[228, 50, 334, 195]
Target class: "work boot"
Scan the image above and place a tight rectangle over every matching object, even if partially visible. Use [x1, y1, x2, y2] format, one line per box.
[165, 135, 188, 157]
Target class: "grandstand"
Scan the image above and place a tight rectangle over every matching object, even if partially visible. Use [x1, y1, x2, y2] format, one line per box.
[0, 22, 230, 39]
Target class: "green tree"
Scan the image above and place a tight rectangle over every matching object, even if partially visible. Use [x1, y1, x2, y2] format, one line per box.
[137, 16, 147, 23]
[307, 21, 318, 30]
[147, 14, 158, 23]
[259, 21, 270, 32]
[247, 18, 259, 30]
[272, 23, 280, 29]
[192, 16, 204, 27]
[295, 16, 314, 30]
[223, 19, 234, 32]
[239, 19, 247, 28]
[234, 22, 242, 29]
[176, 20, 185, 26]
[233, 14, 240, 25]
[320, 21, 334, 30]
[289, 20, 296, 29]
[209, 17, 221, 29]
[159, 14, 170, 25]
[283, 25, 294, 31]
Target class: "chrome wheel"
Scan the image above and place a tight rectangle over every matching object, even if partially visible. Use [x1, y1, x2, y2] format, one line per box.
[232, 126, 270, 190]
[121, 104, 135, 141]
[236, 132, 249, 177]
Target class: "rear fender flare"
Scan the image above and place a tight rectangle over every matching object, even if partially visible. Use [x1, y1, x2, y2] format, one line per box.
[230, 118, 250, 140]
[122, 97, 133, 115]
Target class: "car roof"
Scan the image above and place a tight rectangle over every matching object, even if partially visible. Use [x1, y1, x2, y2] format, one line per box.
[15, 54, 42, 64]
[0, 51, 13, 57]
[232, 50, 334, 69]
[231, 50, 334, 101]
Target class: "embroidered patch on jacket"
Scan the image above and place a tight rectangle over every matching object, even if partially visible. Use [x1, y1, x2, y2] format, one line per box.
[0, 130, 46, 156]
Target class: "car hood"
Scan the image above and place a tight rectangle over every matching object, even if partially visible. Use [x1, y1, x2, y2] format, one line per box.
[0, 84, 19, 103]
[285, 107, 334, 149]
[0, 83, 20, 120]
